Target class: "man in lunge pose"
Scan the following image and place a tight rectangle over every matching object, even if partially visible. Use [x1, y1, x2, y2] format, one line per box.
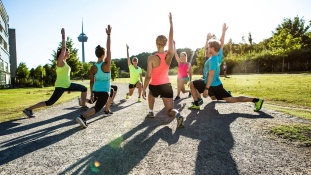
[173, 40, 191, 101]
[76, 25, 112, 128]
[142, 12, 185, 128]
[188, 23, 264, 110]
[23, 28, 88, 118]
[126, 44, 143, 102]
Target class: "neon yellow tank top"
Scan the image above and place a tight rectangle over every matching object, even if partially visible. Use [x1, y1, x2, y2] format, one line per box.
[55, 62, 71, 88]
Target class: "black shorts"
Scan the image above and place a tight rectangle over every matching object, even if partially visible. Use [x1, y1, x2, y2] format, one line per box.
[92, 91, 109, 113]
[223, 68, 227, 71]
[149, 83, 173, 98]
[109, 87, 114, 98]
[193, 79, 231, 100]
[129, 82, 139, 89]
[111, 85, 118, 92]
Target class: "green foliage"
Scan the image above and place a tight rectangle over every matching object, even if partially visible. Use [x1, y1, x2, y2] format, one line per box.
[110, 61, 120, 81]
[77, 62, 93, 79]
[119, 72, 130, 78]
[29, 68, 35, 78]
[168, 67, 178, 75]
[16, 62, 30, 79]
[51, 37, 82, 76]
[195, 47, 206, 70]
[141, 68, 146, 76]
[34, 65, 46, 79]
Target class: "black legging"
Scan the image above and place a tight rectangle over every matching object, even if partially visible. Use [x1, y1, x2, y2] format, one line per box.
[93, 91, 110, 113]
[46, 83, 87, 106]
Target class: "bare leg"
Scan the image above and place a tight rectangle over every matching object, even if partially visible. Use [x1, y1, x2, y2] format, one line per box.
[197, 90, 202, 99]
[162, 97, 178, 117]
[112, 91, 117, 102]
[190, 81, 198, 101]
[224, 71, 226, 78]
[28, 101, 46, 111]
[81, 91, 87, 107]
[223, 96, 253, 103]
[148, 91, 155, 110]
[105, 97, 113, 112]
[177, 79, 181, 97]
[136, 82, 142, 98]
[82, 108, 96, 118]
[180, 78, 190, 94]
[127, 88, 135, 96]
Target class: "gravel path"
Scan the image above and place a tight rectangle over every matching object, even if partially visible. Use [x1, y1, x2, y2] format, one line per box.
[0, 83, 310, 175]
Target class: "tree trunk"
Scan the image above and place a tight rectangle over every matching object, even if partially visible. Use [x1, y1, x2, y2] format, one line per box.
[282, 56, 284, 73]
[288, 62, 289, 72]
[272, 63, 273, 73]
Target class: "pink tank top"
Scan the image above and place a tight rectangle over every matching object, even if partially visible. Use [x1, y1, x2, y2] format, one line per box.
[177, 62, 188, 78]
[150, 53, 171, 85]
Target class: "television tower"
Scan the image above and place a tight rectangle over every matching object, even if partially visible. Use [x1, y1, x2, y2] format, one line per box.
[78, 19, 88, 63]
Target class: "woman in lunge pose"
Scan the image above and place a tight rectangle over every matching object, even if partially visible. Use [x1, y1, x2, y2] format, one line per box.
[23, 28, 88, 118]
[126, 44, 143, 102]
[76, 25, 112, 128]
[173, 40, 191, 101]
[142, 12, 185, 128]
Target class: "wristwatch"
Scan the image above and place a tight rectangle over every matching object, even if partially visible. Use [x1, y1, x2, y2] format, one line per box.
[205, 87, 209, 90]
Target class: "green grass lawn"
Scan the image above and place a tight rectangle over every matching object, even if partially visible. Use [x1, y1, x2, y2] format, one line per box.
[0, 85, 90, 123]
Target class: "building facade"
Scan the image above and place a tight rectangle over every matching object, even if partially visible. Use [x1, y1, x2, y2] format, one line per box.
[0, 0, 10, 86]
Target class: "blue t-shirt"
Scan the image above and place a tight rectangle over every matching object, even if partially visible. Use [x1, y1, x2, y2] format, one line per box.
[203, 49, 223, 86]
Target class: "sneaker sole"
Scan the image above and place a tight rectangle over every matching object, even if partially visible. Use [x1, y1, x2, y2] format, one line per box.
[23, 110, 36, 118]
[146, 115, 154, 118]
[177, 117, 185, 128]
[254, 100, 264, 112]
[103, 114, 112, 117]
[76, 117, 87, 128]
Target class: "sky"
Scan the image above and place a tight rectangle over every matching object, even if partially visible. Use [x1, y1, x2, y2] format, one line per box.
[3, 0, 311, 69]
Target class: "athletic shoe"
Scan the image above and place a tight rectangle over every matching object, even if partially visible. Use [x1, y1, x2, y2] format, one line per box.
[146, 112, 154, 118]
[174, 96, 181, 101]
[138, 97, 141, 102]
[191, 98, 203, 105]
[76, 115, 88, 128]
[254, 98, 264, 112]
[110, 101, 117, 106]
[176, 113, 185, 128]
[188, 104, 200, 109]
[80, 106, 89, 112]
[78, 97, 81, 106]
[23, 109, 36, 118]
[103, 110, 113, 116]
[228, 91, 231, 95]
[188, 92, 192, 98]
[126, 93, 129, 99]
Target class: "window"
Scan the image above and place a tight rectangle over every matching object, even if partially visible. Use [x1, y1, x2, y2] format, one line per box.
[0, 59, 3, 71]
[5, 62, 8, 72]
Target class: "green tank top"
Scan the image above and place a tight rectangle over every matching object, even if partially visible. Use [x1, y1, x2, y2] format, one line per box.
[55, 62, 71, 88]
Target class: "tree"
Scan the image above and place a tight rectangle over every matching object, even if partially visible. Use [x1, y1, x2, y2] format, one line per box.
[272, 16, 310, 46]
[29, 68, 35, 78]
[51, 37, 82, 76]
[78, 62, 93, 79]
[111, 61, 119, 81]
[269, 28, 303, 72]
[242, 35, 246, 43]
[195, 47, 206, 72]
[34, 65, 46, 79]
[16, 62, 30, 79]
[248, 32, 253, 45]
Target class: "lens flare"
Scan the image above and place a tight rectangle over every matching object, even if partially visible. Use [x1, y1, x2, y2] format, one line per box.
[108, 133, 123, 148]
[123, 121, 132, 128]
[90, 161, 100, 172]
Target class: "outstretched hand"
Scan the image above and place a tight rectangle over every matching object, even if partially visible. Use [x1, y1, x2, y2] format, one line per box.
[126, 44, 129, 50]
[207, 33, 212, 40]
[61, 28, 65, 35]
[142, 90, 147, 100]
[173, 40, 176, 46]
[168, 12, 172, 24]
[222, 23, 229, 33]
[106, 25, 112, 35]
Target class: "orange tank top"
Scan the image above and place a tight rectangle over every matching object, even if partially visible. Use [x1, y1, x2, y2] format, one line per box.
[150, 53, 171, 85]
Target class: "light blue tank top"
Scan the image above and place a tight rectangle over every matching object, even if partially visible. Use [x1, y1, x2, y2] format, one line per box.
[93, 62, 111, 92]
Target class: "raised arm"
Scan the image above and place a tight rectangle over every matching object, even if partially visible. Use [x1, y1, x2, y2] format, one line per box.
[166, 12, 174, 60]
[173, 40, 181, 64]
[220, 23, 228, 49]
[57, 28, 66, 67]
[126, 44, 131, 67]
[103, 25, 112, 72]
[90, 65, 96, 100]
[204, 33, 212, 54]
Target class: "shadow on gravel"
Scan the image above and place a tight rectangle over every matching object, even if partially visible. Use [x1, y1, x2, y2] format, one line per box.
[60, 101, 274, 174]
[0, 109, 108, 166]
[61, 107, 179, 175]
[176, 101, 274, 174]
